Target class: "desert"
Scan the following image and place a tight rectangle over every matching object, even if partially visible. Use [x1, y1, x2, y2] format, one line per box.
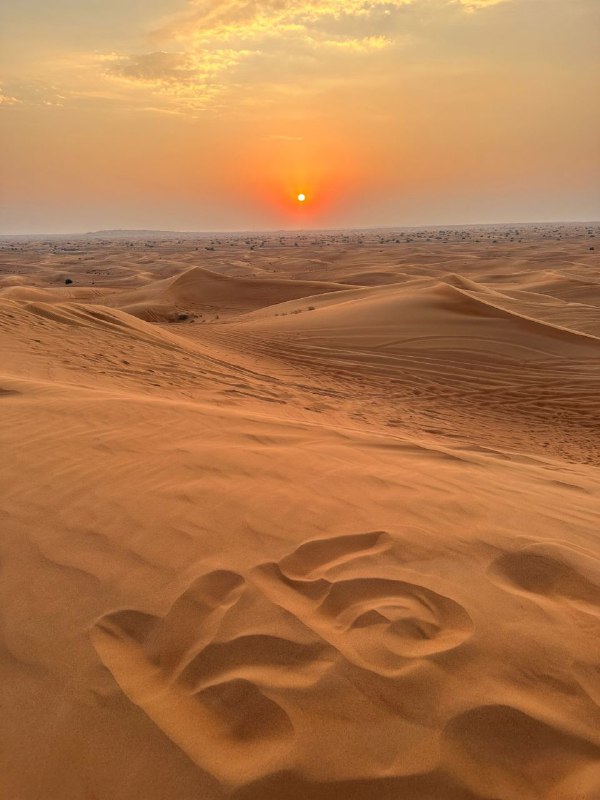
[1, 223, 599, 799]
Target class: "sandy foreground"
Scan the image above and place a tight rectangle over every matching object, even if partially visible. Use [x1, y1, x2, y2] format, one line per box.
[0, 223, 599, 800]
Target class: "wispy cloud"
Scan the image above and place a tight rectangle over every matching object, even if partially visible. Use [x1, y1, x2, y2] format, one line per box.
[0, 0, 510, 115]
[155, 0, 504, 45]
[0, 90, 22, 107]
[156, 0, 412, 43]
[0, 80, 67, 108]
[97, 1, 415, 111]
[104, 49, 257, 108]
[319, 35, 392, 53]
[107, 50, 250, 85]
[455, 0, 506, 8]
[131, 0, 507, 111]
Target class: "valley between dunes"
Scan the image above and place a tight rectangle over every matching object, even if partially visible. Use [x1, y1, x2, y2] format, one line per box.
[1, 224, 599, 800]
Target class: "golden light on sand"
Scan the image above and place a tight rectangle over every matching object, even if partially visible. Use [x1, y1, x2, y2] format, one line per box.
[297, 193, 306, 203]
[2, 222, 600, 798]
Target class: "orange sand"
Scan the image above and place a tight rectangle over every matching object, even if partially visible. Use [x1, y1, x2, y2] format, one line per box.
[0, 223, 599, 799]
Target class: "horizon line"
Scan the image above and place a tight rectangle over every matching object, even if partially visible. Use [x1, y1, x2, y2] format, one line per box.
[1, 218, 598, 239]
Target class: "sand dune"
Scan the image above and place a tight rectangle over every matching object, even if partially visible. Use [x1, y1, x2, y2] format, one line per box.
[239, 277, 600, 358]
[1, 265, 351, 323]
[104, 266, 352, 323]
[220, 272, 600, 464]
[0, 224, 599, 800]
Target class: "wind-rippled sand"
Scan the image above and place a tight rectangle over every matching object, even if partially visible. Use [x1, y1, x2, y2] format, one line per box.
[1, 223, 599, 799]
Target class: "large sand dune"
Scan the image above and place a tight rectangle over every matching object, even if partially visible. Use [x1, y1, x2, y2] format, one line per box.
[0, 224, 599, 800]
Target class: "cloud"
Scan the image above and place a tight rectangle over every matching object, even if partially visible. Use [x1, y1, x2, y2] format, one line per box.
[7, 0, 510, 116]
[107, 51, 244, 85]
[96, 1, 417, 111]
[0, 80, 67, 108]
[319, 35, 392, 53]
[156, 0, 505, 45]
[455, 0, 506, 7]
[141, 0, 507, 97]
[0, 91, 22, 107]
[156, 0, 414, 45]
[92, 3, 406, 112]
[102, 49, 257, 110]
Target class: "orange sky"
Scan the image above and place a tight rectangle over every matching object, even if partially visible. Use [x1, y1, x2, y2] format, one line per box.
[1, 0, 599, 233]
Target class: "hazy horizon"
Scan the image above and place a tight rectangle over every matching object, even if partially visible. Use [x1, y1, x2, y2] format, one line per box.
[1, 218, 599, 240]
[1, 0, 599, 234]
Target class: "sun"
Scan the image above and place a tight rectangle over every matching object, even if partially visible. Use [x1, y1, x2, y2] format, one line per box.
[297, 193, 306, 203]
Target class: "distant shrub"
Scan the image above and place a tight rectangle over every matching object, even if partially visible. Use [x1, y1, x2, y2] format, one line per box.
[64, 278, 73, 285]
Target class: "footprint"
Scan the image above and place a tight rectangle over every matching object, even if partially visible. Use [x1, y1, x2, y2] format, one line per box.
[488, 544, 600, 617]
[91, 571, 297, 788]
[98, 570, 246, 678]
[319, 577, 473, 661]
[178, 634, 333, 691]
[195, 678, 292, 745]
[278, 531, 392, 579]
[92, 541, 476, 789]
[252, 533, 473, 675]
[442, 704, 600, 800]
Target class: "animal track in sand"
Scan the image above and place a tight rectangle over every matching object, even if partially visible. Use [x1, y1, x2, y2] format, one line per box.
[252, 531, 474, 674]
[488, 543, 600, 617]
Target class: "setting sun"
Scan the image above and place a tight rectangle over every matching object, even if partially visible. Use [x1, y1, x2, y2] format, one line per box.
[297, 193, 306, 203]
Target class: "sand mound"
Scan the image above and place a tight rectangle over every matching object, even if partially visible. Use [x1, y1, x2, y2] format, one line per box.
[518, 271, 600, 306]
[102, 266, 351, 321]
[1, 298, 191, 347]
[240, 279, 600, 360]
[0, 284, 110, 303]
[165, 266, 347, 307]
[215, 274, 600, 463]
[1, 265, 352, 325]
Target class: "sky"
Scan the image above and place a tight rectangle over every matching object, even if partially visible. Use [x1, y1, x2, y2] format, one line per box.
[1, 0, 599, 233]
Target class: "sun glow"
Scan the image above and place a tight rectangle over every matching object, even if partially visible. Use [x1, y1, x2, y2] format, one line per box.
[297, 193, 306, 203]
